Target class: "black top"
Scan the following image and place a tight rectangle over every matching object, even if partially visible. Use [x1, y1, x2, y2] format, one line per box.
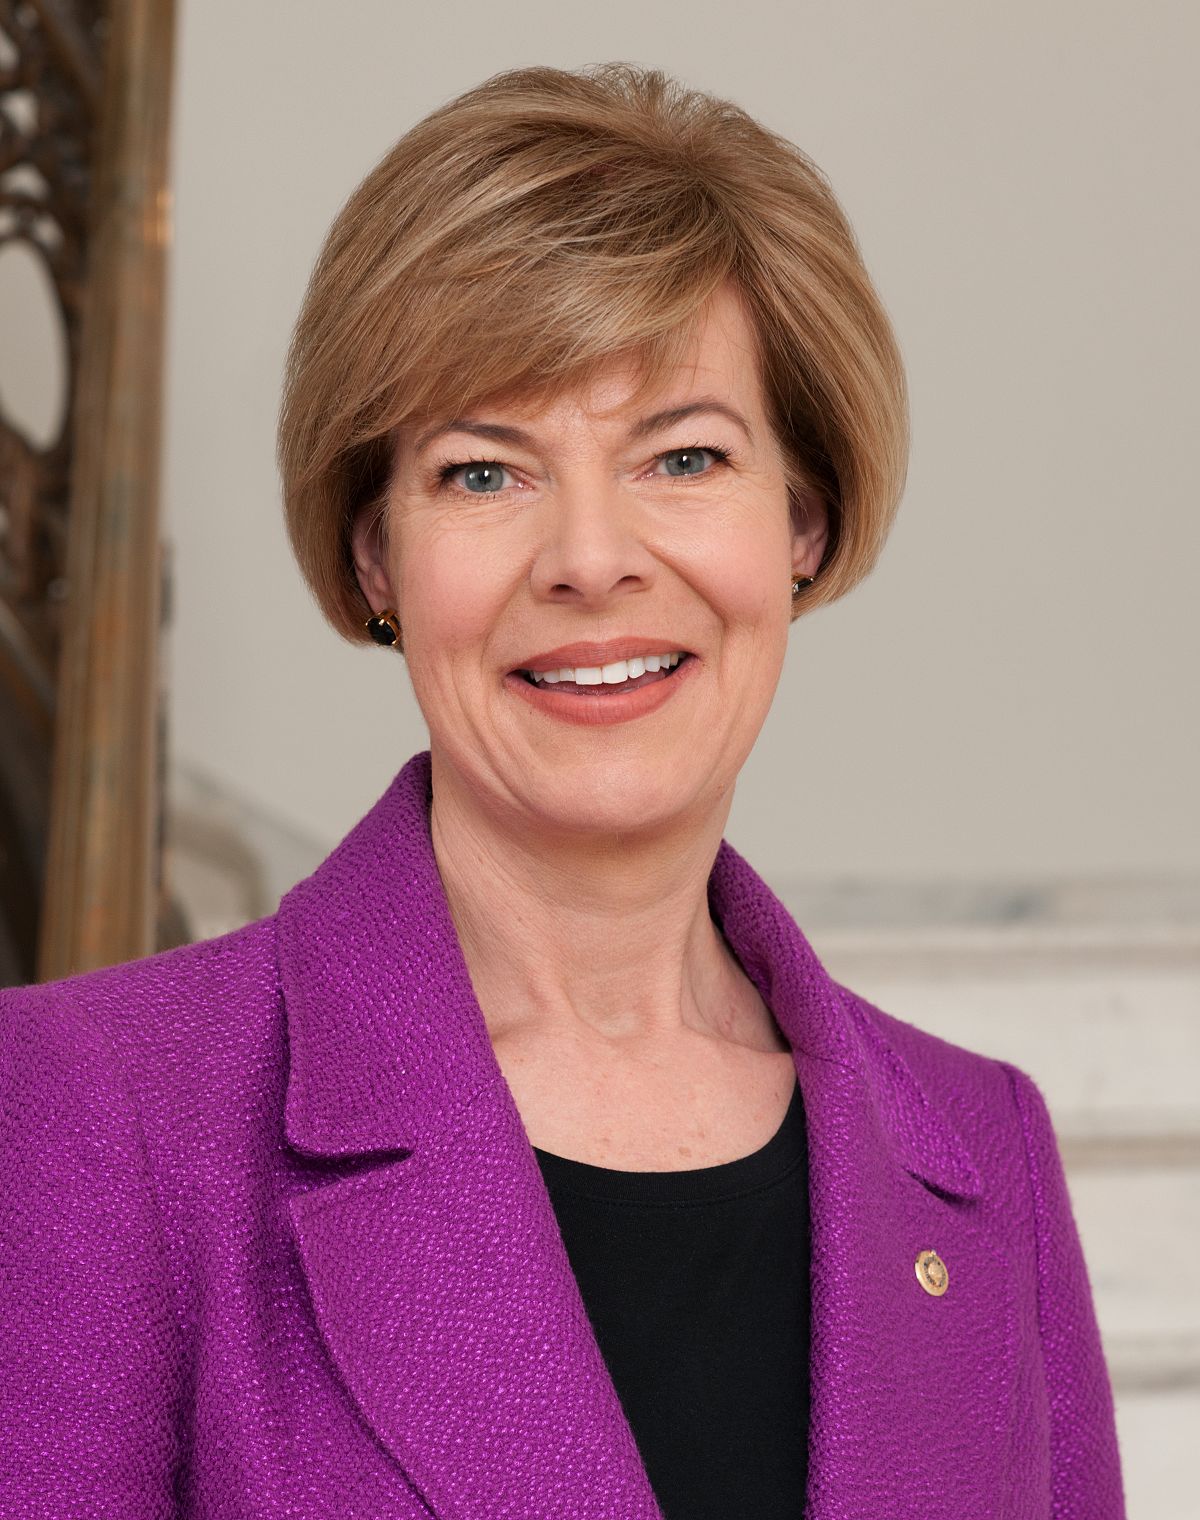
[532, 1076, 810, 1519]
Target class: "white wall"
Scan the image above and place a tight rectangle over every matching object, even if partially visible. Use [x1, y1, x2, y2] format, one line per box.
[150, 0, 1197, 883]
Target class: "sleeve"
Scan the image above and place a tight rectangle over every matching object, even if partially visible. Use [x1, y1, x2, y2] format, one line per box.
[0, 988, 184, 1518]
[1003, 1060, 1126, 1519]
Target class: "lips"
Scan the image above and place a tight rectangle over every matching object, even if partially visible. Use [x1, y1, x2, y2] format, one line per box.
[504, 644, 700, 726]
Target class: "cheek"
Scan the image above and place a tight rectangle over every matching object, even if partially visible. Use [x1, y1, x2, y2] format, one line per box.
[693, 535, 785, 627]
[396, 539, 505, 665]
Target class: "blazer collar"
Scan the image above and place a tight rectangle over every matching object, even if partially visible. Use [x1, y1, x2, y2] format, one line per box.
[277, 749, 980, 1201]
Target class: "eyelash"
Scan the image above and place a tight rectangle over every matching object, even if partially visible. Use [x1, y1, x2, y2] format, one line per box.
[432, 442, 735, 497]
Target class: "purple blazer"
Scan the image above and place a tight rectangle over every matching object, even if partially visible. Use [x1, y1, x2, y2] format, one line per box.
[0, 749, 1124, 1518]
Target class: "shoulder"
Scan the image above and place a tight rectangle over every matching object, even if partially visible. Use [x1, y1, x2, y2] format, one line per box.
[840, 982, 1054, 1183]
[0, 915, 283, 1124]
[1, 915, 289, 1327]
[846, 982, 1027, 1105]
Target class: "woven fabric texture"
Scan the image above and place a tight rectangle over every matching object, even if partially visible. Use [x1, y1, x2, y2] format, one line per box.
[0, 748, 1125, 1518]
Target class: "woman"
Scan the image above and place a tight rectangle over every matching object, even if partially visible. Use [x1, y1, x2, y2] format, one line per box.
[0, 63, 1123, 1519]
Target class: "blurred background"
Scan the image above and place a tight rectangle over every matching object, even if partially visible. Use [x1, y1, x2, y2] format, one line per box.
[1, 1, 1195, 1511]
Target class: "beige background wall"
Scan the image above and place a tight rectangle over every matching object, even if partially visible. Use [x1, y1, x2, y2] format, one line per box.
[3, 1, 1193, 882]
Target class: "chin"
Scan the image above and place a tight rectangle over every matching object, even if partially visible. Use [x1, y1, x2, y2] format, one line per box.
[522, 763, 706, 835]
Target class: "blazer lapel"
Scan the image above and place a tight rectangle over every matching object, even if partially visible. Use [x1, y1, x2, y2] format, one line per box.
[277, 750, 1017, 1519]
[793, 1050, 1018, 1515]
[278, 752, 663, 1519]
[284, 1077, 663, 1519]
[707, 853, 1020, 1518]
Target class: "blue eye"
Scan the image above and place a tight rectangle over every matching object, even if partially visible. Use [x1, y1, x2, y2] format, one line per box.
[441, 461, 510, 494]
[658, 446, 731, 477]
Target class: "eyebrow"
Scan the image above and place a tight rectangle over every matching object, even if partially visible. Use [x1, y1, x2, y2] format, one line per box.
[412, 398, 753, 457]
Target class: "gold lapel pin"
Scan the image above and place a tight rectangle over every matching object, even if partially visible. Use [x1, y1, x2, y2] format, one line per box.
[915, 1248, 949, 1296]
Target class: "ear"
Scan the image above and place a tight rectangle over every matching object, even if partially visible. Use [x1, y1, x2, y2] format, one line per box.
[791, 488, 830, 581]
[349, 498, 397, 614]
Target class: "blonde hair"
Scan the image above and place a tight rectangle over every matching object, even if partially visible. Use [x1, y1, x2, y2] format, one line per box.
[278, 63, 909, 643]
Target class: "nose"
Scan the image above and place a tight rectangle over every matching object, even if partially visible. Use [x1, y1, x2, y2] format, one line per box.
[528, 472, 659, 607]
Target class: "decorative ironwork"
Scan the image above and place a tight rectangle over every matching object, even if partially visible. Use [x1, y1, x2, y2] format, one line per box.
[0, 0, 107, 688]
[0, 1, 109, 983]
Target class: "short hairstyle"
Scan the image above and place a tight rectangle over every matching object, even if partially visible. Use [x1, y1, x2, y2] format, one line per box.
[278, 63, 909, 644]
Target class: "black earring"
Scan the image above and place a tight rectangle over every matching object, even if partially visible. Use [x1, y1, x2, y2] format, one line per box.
[791, 575, 815, 596]
[365, 607, 402, 647]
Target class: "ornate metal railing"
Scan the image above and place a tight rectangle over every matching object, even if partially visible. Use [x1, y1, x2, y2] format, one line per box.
[0, 0, 177, 984]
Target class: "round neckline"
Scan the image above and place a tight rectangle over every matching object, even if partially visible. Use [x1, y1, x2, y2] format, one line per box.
[531, 1074, 805, 1205]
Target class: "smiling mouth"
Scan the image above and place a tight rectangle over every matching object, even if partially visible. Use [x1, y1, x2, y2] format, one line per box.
[516, 654, 695, 695]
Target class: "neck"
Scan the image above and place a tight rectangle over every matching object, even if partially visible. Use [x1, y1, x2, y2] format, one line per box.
[427, 747, 769, 1054]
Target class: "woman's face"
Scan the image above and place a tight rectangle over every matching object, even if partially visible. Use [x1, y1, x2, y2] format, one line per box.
[353, 280, 828, 839]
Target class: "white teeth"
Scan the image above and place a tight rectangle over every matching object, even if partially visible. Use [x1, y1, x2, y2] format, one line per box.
[524, 652, 686, 684]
